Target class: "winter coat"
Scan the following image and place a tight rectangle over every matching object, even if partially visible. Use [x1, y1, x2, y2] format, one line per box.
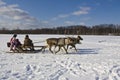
[24, 37, 33, 47]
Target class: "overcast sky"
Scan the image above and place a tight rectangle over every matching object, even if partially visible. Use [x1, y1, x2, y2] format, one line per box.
[0, 0, 120, 29]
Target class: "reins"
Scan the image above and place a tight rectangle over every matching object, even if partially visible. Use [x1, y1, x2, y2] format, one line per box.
[33, 40, 45, 44]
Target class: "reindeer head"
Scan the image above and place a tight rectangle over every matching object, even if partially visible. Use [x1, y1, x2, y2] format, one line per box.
[76, 35, 83, 44]
[77, 35, 83, 40]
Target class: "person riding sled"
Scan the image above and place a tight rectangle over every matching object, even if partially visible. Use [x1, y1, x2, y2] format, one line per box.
[23, 35, 34, 50]
[10, 34, 17, 51]
[9, 34, 22, 52]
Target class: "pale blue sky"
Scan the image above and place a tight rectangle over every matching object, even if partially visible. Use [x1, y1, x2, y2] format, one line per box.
[0, 0, 120, 29]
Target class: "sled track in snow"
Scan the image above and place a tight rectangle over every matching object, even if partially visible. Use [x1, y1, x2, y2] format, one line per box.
[55, 58, 87, 76]
[108, 65, 120, 80]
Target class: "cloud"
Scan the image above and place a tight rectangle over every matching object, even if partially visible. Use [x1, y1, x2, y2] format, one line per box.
[51, 6, 91, 21]
[48, 6, 91, 27]
[64, 21, 74, 25]
[58, 14, 69, 18]
[0, 0, 6, 5]
[0, 0, 48, 29]
[0, 5, 29, 20]
[51, 14, 70, 21]
[72, 7, 91, 16]
[41, 21, 49, 24]
[0, 3, 37, 21]
[72, 10, 88, 16]
[64, 21, 86, 26]
[79, 22, 85, 25]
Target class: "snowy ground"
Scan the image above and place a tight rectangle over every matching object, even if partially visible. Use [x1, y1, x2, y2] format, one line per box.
[0, 34, 120, 80]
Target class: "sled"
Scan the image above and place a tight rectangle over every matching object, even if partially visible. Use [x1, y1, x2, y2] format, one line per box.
[7, 42, 47, 53]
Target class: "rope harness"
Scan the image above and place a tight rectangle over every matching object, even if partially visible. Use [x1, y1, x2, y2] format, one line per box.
[33, 40, 45, 44]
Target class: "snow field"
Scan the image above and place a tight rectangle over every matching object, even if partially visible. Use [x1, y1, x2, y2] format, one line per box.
[0, 34, 120, 80]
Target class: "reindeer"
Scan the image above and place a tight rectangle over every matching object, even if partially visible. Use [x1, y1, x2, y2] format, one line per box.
[46, 38, 68, 54]
[46, 35, 83, 54]
[66, 35, 83, 51]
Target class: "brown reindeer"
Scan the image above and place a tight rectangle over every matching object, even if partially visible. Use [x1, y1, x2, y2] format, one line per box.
[66, 35, 83, 51]
[46, 38, 68, 54]
[46, 35, 83, 54]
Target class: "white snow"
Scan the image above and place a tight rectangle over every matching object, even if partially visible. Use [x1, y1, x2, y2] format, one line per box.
[0, 34, 120, 80]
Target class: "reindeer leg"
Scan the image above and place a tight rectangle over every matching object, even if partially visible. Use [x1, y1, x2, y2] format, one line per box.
[67, 45, 69, 50]
[71, 44, 77, 51]
[49, 46, 54, 53]
[55, 46, 61, 54]
[63, 46, 68, 54]
[54, 45, 57, 52]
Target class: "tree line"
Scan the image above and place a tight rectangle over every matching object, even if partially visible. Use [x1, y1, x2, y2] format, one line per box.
[0, 24, 120, 35]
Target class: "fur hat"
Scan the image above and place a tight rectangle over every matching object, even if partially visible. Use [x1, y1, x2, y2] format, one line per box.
[25, 35, 29, 38]
[13, 34, 17, 37]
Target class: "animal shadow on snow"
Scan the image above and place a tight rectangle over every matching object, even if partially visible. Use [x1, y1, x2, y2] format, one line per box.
[69, 48, 99, 55]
